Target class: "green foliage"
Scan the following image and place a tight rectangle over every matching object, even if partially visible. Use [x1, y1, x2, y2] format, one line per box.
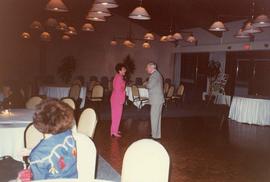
[57, 56, 77, 83]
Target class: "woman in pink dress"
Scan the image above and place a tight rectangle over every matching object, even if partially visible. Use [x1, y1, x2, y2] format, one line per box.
[110, 63, 127, 137]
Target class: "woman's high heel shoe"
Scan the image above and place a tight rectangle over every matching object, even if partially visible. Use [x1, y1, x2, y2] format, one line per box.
[111, 133, 122, 138]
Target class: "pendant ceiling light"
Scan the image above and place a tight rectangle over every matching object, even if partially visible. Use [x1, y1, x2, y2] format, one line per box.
[56, 22, 68, 31]
[186, 34, 197, 43]
[30, 21, 42, 30]
[110, 39, 117, 46]
[46, 18, 58, 27]
[46, 0, 68, 12]
[243, 21, 262, 34]
[123, 39, 135, 48]
[209, 21, 227, 32]
[173, 32, 183, 40]
[160, 36, 168, 42]
[86, 15, 106, 22]
[144, 33, 154, 40]
[234, 29, 250, 39]
[40, 32, 51, 42]
[142, 41, 151, 48]
[21, 32, 31, 39]
[129, 0, 151, 20]
[89, 4, 111, 17]
[62, 35, 71, 40]
[166, 35, 175, 42]
[253, 14, 270, 28]
[82, 23, 95, 31]
[94, 0, 118, 9]
[65, 26, 77, 35]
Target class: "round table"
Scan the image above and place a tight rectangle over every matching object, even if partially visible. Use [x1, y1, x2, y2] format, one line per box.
[126, 86, 149, 108]
[0, 109, 35, 161]
[229, 96, 270, 125]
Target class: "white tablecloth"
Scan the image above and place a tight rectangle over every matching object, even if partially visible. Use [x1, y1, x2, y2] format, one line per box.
[0, 109, 35, 161]
[229, 96, 270, 126]
[39, 86, 87, 108]
[126, 86, 149, 108]
[202, 92, 231, 106]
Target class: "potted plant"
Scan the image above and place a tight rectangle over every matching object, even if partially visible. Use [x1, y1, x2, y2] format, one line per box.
[123, 55, 136, 84]
[206, 60, 221, 104]
[57, 56, 77, 84]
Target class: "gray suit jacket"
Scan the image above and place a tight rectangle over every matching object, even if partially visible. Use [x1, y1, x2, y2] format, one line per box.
[146, 70, 165, 105]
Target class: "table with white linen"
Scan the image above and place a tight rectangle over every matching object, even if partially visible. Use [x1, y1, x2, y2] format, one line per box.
[39, 86, 87, 108]
[229, 96, 270, 125]
[126, 86, 149, 108]
[0, 109, 35, 161]
[202, 92, 231, 106]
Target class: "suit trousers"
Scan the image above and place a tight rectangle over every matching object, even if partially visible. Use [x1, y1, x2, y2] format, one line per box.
[150, 103, 163, 139]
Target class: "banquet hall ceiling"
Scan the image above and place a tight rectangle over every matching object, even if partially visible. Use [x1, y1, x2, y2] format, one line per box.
[13, 0, 270, 35]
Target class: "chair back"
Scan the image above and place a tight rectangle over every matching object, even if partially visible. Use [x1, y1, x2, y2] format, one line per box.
[25, 96, 42, 109]
[177, 84, 184, 96]
[69, 84, 81, 100]
[61, 98, 76, 110]
[73, 132, 97, 181]
[91, 85, 104, 99]
[24, 123, 43, 149]
[163, 83, 170, 94]
[131, 85, 140, 98]
[167, 86, 175, 98]
[77, 108, 98, 139]
[121, 139, 170, 182]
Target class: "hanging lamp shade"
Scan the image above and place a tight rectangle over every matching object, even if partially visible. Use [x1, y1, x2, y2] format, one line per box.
[89, 4, 111, 17]
[209, 21, 227, 31]
[167, 34, 175, 42]
[40, 32, 51, 41]
[56, 22, 68, 31]
[123, 39, 135, 48]
[93, 0, 118, 8]
[21, 32, 31, 39]
[234, 29, 250, 39]
[46, 18, 58, 27]
[86, 15, 106, 22]
[173, 32, 183, 40]
[142, 41, 151, 48]
[46, 0, 68, 12]
[30, 21, 42, 30]
[186, 34, 197, 43]
[129, 6, 151, 20]
[144, 33, 154, 40]
[160, 36, 168, 42]
[110, 39, 117, 46]
[82, 23, 95, 31]
[253, 14, 270, 28]
[65, 26, 77, 35]
[243, 21, 262, 34]
[62, 35, 71, 40]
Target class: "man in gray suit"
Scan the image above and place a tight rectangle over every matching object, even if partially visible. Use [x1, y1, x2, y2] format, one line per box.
[146, 62, 164, 139]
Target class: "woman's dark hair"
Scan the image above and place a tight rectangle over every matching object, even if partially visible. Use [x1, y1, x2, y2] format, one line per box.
[115, 63, 126, 73]
[33, 99, 74, 134]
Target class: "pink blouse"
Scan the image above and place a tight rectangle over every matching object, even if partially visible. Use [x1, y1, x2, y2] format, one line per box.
[110, 74, 126, 104]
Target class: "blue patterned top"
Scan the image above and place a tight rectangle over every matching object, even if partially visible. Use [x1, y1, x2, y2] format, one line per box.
[29, 130, 78, 180]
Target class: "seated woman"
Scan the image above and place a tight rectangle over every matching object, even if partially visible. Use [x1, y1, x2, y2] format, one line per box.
[28, 99, 78, 180]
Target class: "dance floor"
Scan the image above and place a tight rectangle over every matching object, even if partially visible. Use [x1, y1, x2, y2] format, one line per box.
[94, 117, 270, 182]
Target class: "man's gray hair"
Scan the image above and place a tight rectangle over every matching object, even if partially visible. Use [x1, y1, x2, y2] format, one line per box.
[147, 62, 157, 69]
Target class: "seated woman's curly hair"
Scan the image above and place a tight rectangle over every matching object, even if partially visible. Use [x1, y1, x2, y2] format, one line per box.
[33, 99, 74, 134]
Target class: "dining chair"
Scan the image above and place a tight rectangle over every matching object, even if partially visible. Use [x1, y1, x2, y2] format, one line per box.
[131, 85, 149, 109]
[61, 98, 76, 110]
[89, 85, 104, 102]
[69, 84, 81, 101]
[25, 96, 43, 109]
[121, 139, 170, 182]
[77, 108, 98, 139]
[163, 82, 170, 95]
[165, 86, 175, 107]
[24, 123, 43, 150]
[172, 84, 184, 104]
